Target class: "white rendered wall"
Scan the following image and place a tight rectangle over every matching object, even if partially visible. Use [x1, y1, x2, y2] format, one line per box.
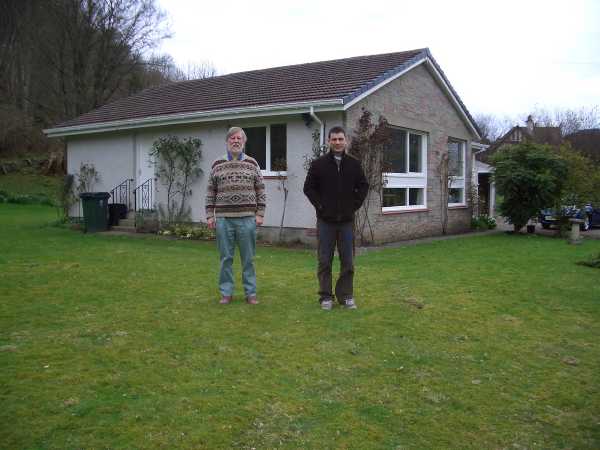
[65, 112, 344, 227]
[66, 132, 135, 216]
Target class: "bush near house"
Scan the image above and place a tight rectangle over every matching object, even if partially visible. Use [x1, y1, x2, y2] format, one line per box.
[471, 215, 497, 230]
[158, 222, 215, 240]
[1, 204, 599, 449]
[491, 143, 567, 232]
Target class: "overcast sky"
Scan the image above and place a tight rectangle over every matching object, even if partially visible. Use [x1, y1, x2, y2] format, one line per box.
[155, 0, 599, 121]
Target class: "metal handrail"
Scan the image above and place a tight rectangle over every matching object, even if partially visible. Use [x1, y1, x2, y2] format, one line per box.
[109, 178, 134, 210]
[133, 178, 154, 213]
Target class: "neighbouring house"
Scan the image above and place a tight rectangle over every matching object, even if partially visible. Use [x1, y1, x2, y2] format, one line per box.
[473, 115, 564, 219]
[565, 128, 600, 164]
[44, 48, 482, 244]
[477, 115, 562, 164]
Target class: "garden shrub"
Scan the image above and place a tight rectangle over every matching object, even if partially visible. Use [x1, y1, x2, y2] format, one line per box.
[491, 143, 567, 232]
[471, 215, 497, 230]
[159, 222, 215, 241]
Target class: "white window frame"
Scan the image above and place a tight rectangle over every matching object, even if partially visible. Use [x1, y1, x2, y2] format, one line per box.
[382, 128, 428, 212]
[447, 139, 466, 207]
[243, 123, 287, 176]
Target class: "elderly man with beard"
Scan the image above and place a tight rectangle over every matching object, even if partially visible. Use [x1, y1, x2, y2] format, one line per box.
[205, 127, 266, 305]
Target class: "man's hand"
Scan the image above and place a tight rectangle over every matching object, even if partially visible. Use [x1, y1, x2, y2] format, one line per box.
[255, 215, 264, 226]
[207, 217, 216, 229]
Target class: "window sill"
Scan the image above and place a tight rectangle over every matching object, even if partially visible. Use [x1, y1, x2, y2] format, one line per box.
[384, 173, 425, 179]
[381, 208, 430, 215]
[260, 170, 287, 180]
[448, 204, 468, 209]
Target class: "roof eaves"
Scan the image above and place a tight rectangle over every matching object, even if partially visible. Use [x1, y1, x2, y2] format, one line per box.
[44, 99, 344, 138]
[423, 49, 481, 140]
[341, 48, 481, 140]
[341, 49, 428, 107]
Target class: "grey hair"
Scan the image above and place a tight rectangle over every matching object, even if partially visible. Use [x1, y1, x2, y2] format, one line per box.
[225, 126, 247, 141]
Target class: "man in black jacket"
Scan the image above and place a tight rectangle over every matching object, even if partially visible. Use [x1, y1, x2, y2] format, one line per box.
[303, 126, 369, 310]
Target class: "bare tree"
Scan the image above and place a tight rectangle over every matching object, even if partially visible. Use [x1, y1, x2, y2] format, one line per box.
[0, 0, 173, 155]
[438, 152, 450, 235]
[136, 56, 218, 88]
[177, 61, 218, 80]
[473, 113, 512, 143]
[39, 0, 172, 117]
[528, 106, 600, 136]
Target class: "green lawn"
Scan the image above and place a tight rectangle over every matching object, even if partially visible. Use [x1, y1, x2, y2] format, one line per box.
[1, 204, 599, 449]
[0, 173, 61, 204]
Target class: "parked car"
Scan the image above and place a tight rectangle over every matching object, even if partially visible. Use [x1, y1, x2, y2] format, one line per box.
[538, 204, 600, 231]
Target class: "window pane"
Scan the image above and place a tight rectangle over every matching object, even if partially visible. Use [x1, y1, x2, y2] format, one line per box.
[244, 127, 266, 169]
[449, 188, 464, 203]
[386, 129, 407, 173]
[382, 188, 407, 207]
[270, 124, 287, 171]
[409, 134, 422, 172]
[408, 188, 423, 206]
[448, 140, 463, 177]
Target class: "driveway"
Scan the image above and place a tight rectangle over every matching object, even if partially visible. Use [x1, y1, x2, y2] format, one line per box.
[495, 216, 600, 239]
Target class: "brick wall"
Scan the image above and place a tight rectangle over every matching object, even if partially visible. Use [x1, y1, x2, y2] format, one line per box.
[346, 63, 476, 243]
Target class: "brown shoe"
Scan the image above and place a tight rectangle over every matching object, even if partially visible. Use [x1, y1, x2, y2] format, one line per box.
[219, 295, 232, 304]
[246, 295, 259, 305]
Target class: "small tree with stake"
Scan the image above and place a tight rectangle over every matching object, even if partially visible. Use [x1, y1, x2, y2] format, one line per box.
[272, 157, 289, 244]
[491, 142, 567, 233]
[150, 135, 203, 224]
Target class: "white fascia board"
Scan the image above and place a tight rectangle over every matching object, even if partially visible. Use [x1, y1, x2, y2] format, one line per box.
[343, 57, 481, 141]
[342, 58, 426, 110]
[44, 99, 344, 138]
[472, 142, 490, 154]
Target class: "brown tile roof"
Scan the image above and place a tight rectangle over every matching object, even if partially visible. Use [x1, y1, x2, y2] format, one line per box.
[565, 128, 600, 163]
[532, 127, 562, 146]
[55, 49, 429, 128]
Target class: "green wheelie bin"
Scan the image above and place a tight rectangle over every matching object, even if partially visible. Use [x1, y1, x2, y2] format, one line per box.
[80, 192, 110, 232]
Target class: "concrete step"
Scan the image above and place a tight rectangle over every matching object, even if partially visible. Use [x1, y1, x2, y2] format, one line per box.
[111, 225, 136, 233]
[126, 211, 135, 219]
[119, 218, 135, 227]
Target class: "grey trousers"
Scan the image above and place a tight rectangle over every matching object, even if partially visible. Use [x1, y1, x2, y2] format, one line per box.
[317, 219, 354, 303]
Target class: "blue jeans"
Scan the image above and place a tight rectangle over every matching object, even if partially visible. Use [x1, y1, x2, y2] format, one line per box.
[216, 217, 257, 297]
[317, 219, 354, 303]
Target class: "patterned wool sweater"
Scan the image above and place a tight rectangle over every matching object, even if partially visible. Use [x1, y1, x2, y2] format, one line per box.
[205, 153, 266, 219]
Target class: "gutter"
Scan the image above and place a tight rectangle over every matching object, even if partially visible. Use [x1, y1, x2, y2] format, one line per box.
[471, 142, 489, 155]
[44, 99, 344, 138]
[309, 106, 325, 147]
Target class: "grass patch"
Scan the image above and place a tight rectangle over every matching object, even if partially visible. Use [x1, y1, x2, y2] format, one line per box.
[0, 173, 61, 205]
[577, 251, 600, 269]
[1, 204, 600, 449]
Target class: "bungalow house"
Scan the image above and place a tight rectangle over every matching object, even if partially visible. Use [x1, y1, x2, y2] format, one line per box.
[44, 48, 482, 244]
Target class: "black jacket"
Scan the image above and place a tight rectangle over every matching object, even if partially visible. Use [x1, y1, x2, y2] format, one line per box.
[303, 151, 369, 223]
